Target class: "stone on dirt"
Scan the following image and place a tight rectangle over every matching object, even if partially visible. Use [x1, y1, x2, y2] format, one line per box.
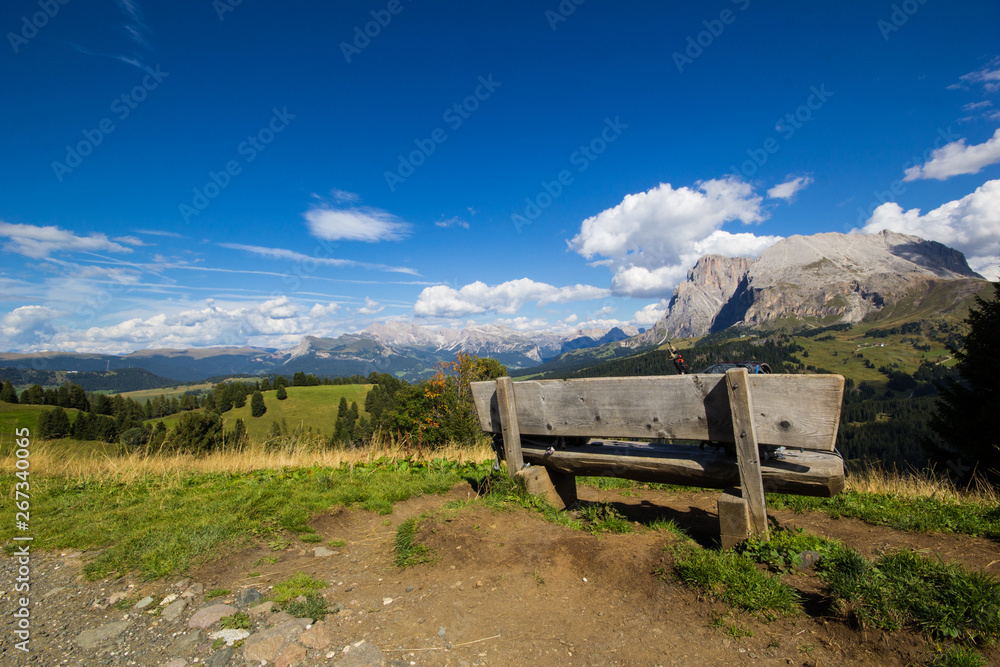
[162, 598, 188, 622]
[188, 603, 237, 629]
[76, 620, 130, 649]
[336, 640, 386, 667]
[236, 587, 262, 607]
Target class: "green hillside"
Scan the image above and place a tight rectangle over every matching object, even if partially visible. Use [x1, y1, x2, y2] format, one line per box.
[149, 384, 372, 441]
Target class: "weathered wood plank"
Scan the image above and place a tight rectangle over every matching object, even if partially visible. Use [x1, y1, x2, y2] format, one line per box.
[495, 376, 524, 476]
[519, 441, 845, 497]
[471, 374, 844, 452]
[726, 368, 768, 539]
[718, 490, 751, 549]
[515, 466, 577, 510]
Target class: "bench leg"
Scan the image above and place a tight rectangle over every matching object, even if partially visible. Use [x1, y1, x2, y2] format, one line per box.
[718, 489, 751, 549]
[516, 466, 577, 510]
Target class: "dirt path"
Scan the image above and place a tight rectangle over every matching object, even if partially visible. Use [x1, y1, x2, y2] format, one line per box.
[2, 483, 997, 666]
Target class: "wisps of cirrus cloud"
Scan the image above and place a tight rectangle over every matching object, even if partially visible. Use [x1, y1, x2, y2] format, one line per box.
[219, 243, 419, 275]
[568, 177, 782, 298]
[857, 178, 1000, 280]
[949, 56, 1000, 93]
[0, 222, 142, 259]
[902, 128, 1000, 181]
[414, 279, 611, 318]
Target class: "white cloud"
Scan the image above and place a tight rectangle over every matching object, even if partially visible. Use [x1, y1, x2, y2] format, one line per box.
[358, 297, 384, 315]
[953, 56, 1000, 93]
[31, 296, 354, 354]
[329, 188, 361, 204]
[413, 278, 611, 318]
[903, 129, 1000, 181]
[569, 178, 775, 298]
[435, 216, 470, 229]
[633, 299, 670, 326]
[304, 205, 410, 242]
[0, 222, 139, 259]
[219, 243, 418, 275]
[1, 306, 65, 347]
[767, 176, 813, 200]
[857, 179, 1000, 280]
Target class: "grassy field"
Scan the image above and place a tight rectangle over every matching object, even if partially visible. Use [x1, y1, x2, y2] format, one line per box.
[118, 382, 217, 401]
[148, 384, 372, 440]
[0, 403, 87, 448]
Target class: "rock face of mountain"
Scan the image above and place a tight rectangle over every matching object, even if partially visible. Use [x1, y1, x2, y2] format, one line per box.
[653, 230, 985, 337]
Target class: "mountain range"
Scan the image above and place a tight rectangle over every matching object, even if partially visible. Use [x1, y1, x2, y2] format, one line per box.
[1, 231, 989, 384]
[0, 323, 638, 382]
[632, 230, 986, 346]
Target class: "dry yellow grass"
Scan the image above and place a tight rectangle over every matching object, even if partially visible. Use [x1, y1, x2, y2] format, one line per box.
[6, 433, 494, 484]
[845, 465, 999, 506]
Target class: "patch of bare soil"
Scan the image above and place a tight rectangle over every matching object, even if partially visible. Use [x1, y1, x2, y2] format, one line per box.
[5, 483, 998, 666]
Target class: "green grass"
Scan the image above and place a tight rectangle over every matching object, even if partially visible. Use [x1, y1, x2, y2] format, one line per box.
[119, 382, 216, 401]
[930, 646, 987, 667]
[204, 588, 230, 600]
[270, 572, 327, 604]
[0, 459, 485, 580]
[394, 516, 436, 568]
[819, 547, 1000, 642]
[767, 491, 1000, 540]
[219, 612, 251, 629]
[147, 384, 372, 440]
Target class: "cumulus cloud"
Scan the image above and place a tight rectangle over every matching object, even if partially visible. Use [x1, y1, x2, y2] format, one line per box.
[858, 179, 1000, 280]
[569, 178, 777, 298]
[304, 205, 410, 242]
[358, 297, 384, 315]
[767, 176, 813, 200]
[633, 299, 670, 326]
[1, 306, 64, 347]
[219, 243, 418, 275]
[0, 222, 139, 259]
[31, 296, 351, 354]
[413, 279, 611, 318]
[903, 129, 1000, 181]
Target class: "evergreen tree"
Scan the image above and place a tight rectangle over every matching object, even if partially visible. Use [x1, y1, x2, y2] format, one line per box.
[0, 380, 18, 404]
[166, 412, 223, 454]
[228, 418, 248, 450]
[260, 378, 272, 392]
[38, 407, 71, 439]
[250, 390, 266, 417]
[276, 385, 287, 400]
[928, 282, 1000, 485]
[292, 371, 308, 386]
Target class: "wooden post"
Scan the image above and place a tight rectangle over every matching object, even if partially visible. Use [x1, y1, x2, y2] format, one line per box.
[515, 466, 578, 510]
[725, 368, 769, 540]
[495, 376, 524, 477]
[718, 489, 751, 549]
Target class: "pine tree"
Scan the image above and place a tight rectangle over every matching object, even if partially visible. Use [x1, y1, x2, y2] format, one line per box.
[38, 407, 71, 439]
[928, 282, 1000, 485]
[250, 390, 266, 418]
[276, 385, 287, 400]
[0, 380, 18, 404]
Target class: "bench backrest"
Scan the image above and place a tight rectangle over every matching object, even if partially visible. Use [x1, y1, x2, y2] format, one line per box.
[470, 373, 845, 452]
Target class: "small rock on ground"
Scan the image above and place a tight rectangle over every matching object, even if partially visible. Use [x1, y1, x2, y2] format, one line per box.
[188, 603, 237, 629]
[76, 620, 130, 649]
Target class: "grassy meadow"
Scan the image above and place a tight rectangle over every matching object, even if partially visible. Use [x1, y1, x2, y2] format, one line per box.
[147, 384, 371, 440]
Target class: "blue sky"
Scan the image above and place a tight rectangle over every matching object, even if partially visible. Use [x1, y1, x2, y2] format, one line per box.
[2, 0, 999, 353]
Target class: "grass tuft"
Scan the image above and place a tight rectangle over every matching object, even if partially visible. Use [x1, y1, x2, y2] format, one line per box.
[930, 645, 987, 667]
[394, 517, 436, 568]
[270, 573, 327, 605]
[667, 542, 800, 619]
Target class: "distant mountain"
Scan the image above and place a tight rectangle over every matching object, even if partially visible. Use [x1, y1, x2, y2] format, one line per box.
[635, 230, 986, 343]
[0, 367, 178, 392]
[0, 323, 637, 383]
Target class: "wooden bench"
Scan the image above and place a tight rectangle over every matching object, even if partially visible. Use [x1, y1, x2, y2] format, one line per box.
[470, 369, 846, 547]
